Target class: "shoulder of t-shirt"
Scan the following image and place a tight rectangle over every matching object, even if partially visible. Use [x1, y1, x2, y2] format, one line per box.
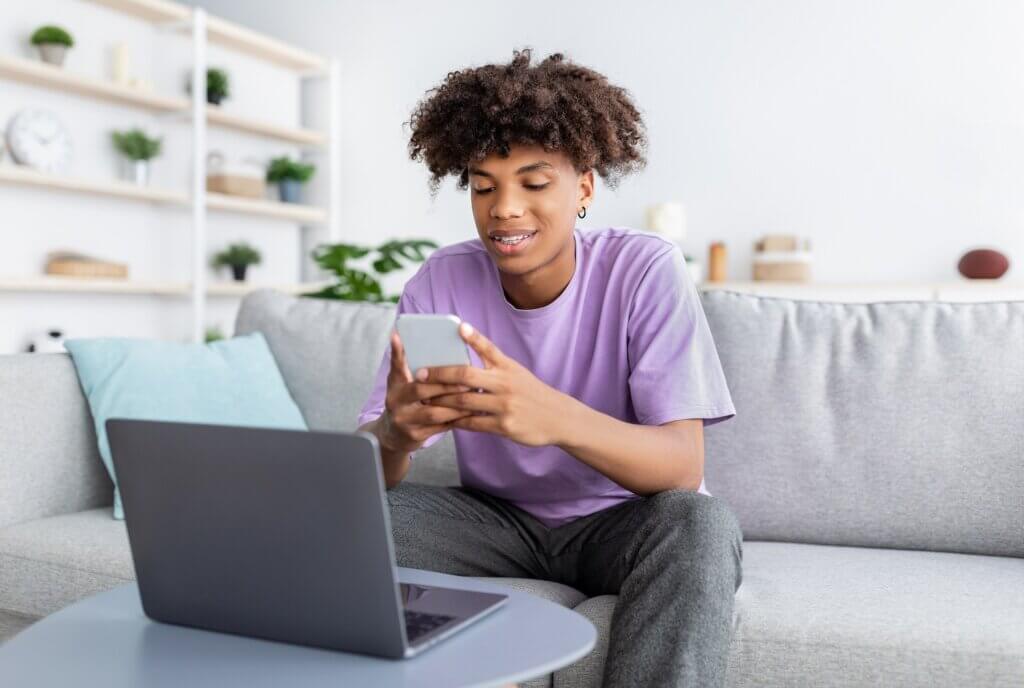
[398, 236, 490, 309]
[592, 227, 687, 319]
[583, 226, 679, 263]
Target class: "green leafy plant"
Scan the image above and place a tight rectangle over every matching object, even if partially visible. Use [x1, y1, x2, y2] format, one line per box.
[204, 326, 225, 343]
[31, 25, 73, 47]
[303, 239, 439, 302]
[211, 242, 262, 269]
[206, 67, 229, 102]
[266, 156, 316, 184]
[111, 129, 162, 161]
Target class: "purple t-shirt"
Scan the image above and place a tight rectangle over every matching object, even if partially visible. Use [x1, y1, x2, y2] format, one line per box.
[357, 226, 736, 528]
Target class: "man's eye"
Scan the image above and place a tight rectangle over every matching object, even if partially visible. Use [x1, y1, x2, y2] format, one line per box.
[473, 183, 548, 194]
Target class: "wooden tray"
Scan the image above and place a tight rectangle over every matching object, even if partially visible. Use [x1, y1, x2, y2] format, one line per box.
[46, 259, 128, 279]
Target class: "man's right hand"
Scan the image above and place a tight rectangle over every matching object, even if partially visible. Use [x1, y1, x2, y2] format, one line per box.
[379, 329, 475, 455]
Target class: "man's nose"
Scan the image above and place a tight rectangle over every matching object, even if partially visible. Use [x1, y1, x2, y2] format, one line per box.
[489, 189, 525, 219]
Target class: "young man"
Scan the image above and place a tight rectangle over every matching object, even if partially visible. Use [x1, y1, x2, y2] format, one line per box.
[357, 48, 742, 687]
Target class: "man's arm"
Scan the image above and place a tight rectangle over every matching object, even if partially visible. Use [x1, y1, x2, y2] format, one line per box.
[556, 396, 705, 495]
[357, 415, 412, 489]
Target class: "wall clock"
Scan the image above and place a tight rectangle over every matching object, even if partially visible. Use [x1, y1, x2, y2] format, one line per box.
[5, 108, 72, 174]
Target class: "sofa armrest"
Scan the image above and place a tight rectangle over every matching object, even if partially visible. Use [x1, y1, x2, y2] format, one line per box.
[0, 353, 113, 528]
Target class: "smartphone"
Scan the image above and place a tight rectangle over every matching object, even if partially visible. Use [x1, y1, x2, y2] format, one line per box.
[395, 313, 474, 380]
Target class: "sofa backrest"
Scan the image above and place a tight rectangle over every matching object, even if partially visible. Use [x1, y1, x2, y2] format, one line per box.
[234, 290, 460, 487]
[700, 290, 1024, 558]
[0, 353, 113, 528]
[236, 289, 1024, 559]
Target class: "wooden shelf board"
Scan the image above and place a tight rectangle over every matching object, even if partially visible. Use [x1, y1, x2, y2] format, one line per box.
[205, 15, 328, 72]
[86, 0, 328, 72]
[0, 54, 188, 113]
[86, 0, 189, 23]
[0, 165, 188, 204]
[0, 167, 326, 223]
[206, 192, 327, 223]
[0, 275, 187, 295]
[206, 107, 325, 146]
[0, 276, 333, 297]
[0, 55, 325, 145]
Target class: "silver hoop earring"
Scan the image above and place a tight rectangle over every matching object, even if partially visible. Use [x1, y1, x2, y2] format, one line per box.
[577, 206, 587, 219]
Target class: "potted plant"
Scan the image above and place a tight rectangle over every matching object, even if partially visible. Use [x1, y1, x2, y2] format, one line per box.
[186, 67, 230, 105]
[304, 239, 438, 302]
[266, 156, 315, 203]
[31, 25, 74, 67]
[111, 128, 162, 186]
[206, 68, 229, 105]
[211, 242, 261, 282]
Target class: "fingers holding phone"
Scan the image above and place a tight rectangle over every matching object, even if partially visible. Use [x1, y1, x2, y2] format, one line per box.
[381, 330, 473, 454]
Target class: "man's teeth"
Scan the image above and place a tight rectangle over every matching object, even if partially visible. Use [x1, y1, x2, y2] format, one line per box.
[495, 234, 532, 244]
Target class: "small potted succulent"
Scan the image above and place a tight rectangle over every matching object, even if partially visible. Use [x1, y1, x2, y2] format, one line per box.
[266, 156, 315, 203]
[111, 128, 162, 186]
[211, 242, 261, 282]
[186, 67, 230, 105]
[31, 25, 74, 67]
[206, 68, 229, 105]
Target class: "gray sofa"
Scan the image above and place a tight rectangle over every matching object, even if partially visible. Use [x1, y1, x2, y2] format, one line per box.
[2, 288, 1022, 686]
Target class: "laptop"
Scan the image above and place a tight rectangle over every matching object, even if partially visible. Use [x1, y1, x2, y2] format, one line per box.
[106, 418, 508, 658]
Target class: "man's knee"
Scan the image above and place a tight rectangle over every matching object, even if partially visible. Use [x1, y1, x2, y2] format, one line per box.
[641, 490, 743, 555]
[635, 490, 743, 592]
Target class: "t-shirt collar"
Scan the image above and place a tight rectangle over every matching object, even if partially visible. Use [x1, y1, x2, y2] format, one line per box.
[490, 227, 581, 321]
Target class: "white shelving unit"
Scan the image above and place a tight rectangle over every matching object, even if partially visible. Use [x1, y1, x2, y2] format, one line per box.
[0, 0, 341, 345]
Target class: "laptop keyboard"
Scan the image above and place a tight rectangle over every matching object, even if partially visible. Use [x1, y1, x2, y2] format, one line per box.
[404, 610, 455, 643]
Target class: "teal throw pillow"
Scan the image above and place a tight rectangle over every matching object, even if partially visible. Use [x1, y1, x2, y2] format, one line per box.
[64, 332, 308, 519]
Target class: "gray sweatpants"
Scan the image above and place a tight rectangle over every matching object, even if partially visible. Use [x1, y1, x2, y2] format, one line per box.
[386, 482, 744, 687]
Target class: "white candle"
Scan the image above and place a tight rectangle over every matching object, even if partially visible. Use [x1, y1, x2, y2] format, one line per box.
[646, 202, 686, 241]
[112, 43, 130, 84]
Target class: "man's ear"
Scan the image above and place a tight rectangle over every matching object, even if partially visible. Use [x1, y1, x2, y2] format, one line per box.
[578, 168, 595, 206]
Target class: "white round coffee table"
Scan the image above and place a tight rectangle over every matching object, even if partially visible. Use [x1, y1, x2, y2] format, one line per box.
[0, 567, 596, 687]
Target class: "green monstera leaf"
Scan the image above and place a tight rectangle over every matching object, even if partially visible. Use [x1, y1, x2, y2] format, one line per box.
[304, 238, 439, 303]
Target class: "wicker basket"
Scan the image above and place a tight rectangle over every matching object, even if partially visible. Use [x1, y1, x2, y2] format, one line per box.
[206, 173, 266, 198]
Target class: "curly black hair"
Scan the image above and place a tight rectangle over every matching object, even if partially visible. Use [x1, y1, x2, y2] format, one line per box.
[405, 47, 649, 198]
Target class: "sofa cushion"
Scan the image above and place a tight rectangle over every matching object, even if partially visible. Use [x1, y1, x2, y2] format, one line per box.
[0, 508, 132, 618]
[468, 577, 588, 609]
[0, 509, 587, 623]
[701, 290, 1024, 558]
[5, 509, 1021, 686]
[0, 354, 112, 530]
[552, 541, 1024, 688]
[234, 289, 460, 486]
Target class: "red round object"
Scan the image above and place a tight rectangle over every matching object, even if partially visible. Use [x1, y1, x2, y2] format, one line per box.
[957, 248, 1009, 279]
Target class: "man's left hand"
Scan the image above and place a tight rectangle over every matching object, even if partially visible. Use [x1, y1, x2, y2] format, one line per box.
[414, 321, 572, 447]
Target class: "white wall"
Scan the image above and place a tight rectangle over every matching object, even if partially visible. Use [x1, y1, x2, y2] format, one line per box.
[0, 0, 307, 353]
[193, 0, 1024, 290]
[4, 1, 1023, 352]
